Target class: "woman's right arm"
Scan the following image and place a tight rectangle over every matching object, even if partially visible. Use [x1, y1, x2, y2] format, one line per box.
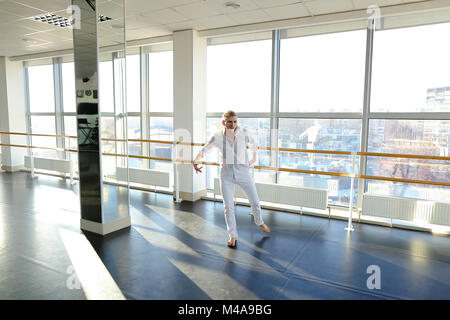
[193, 153, 203, 173]
[193, 135, 216, 173]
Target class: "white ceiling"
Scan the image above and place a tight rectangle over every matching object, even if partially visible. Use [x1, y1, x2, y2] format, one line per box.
[0, 0, 429, 56]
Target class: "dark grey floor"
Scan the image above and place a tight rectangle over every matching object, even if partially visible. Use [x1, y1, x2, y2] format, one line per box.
[0, 172, 449, 300]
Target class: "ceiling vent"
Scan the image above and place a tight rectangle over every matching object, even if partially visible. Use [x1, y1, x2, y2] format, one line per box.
[33, 14, 71, 28]
[33, 14, 112, 28]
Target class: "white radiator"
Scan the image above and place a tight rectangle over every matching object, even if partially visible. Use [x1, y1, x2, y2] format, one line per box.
[116, 167, 171, 188]
[214, 178, 328, 210]
[24, 155, 72, 174]
[362, 193, 450, 226]
[431, 202, 450, 226]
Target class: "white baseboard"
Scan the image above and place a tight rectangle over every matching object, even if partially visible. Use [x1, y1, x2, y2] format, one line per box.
[80, 216, 131, 235]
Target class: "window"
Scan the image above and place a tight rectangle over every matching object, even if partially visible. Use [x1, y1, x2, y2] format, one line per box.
[128, 116, 142, 168]
[366, 119, 450, 200]
[62, 62, 76, 112]
[21, 24, 448, 220]
[99, 60, 114, 113]
[64, 116, 77, 137]
[207, 40, 272, 112]
[101, 117, 115, 177]
[279, 30, 366, 113]
[149, 117, 173, 171]
[30, 116, 56, 158]
[205, 118, 221, 190]
[371, 22, 450, 113]
[28, 65, 55, 113]
[126, 55, 140, 112]
[237, 118, 271, 183]
[148, 51, 173, 112]
[278, 118, 361, 205]
[64, 116, 78, 162]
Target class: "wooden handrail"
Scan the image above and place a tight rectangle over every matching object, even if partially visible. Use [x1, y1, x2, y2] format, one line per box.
[129, 138, 173, 145]
[102, 153, 172, 162]
[356, 174, 450, 187]
[3, 140, 449, 162]
[358, 151, 450, 161]
[180, 159, 450, 187]
[2, 131, 448, 161]
[258, 146, 353, 155]
[0, 131, 77, 139]
[0, 131, 29, 136]
[102, 138, 127, 142]
[2, 142, 448, 187]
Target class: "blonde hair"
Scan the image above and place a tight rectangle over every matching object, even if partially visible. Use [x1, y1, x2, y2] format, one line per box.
[222, 110, 239, 132]
[222, 110, 237, 121]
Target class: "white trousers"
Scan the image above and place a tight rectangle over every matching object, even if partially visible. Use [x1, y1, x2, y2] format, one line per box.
[220, 164, 264, 239]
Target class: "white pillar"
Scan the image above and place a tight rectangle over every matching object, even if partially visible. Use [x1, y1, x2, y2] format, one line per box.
[0, 57, 28, 172]
[173, 30, 207, 201]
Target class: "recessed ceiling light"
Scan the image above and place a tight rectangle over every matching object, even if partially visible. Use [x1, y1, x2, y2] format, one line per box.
[225, 2, 240, 9]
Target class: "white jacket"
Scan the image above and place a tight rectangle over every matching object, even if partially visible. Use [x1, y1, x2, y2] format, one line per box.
[199, 127, 257, 166]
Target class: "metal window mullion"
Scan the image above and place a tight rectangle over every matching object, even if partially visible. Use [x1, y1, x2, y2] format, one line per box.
[112, 52, 118, 169]
[278, 112, 362, 119]
[53, 57, 65, 159]
[140, 47, 150, 169]
[62, 112, 77, 117]
[127, 112, 141, 117]
[357, 19, 375, 209]
[24, 61, 32, 156]
[368, 112, 450, 120]
[29, 112, 58, 116]
[148, 112, 173, 117]
[271, 30, 281, 184]
[206, 112, 271, 118]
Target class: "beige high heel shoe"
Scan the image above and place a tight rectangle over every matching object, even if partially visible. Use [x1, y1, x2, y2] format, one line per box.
[227, 238, 237, 248]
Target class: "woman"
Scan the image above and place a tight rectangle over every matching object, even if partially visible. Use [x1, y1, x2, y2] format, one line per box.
[193, 110, 270, 248]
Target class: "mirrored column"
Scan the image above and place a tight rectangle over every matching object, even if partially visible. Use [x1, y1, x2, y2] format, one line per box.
[72, 0, 130, 235]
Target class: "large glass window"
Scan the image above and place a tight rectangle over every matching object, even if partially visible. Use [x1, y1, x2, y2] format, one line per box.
[279, 30, 366, 113]
[101, 117, 116, 178]
[30, 116, 56, 158]
[148, 51, 173, 112]
[62, 62, 76, 112]
[126, 55, 141, 112]
[99, 60, 114, 113]
[366, 119, 450, 200]
[64, 116, 78, 162]
[28, 65, 55, 113]
[371, 22, 450, 112]
[278, 118, 361, 205]
[128, 116, 142, 168]
[149, 117, 173, 171]
[207, 40, 272, 112]
[205, 118, 221, 190]
[21, 25, 449, 220]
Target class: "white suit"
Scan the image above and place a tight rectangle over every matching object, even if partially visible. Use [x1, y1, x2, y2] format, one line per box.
[198, 127, 264, 239]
